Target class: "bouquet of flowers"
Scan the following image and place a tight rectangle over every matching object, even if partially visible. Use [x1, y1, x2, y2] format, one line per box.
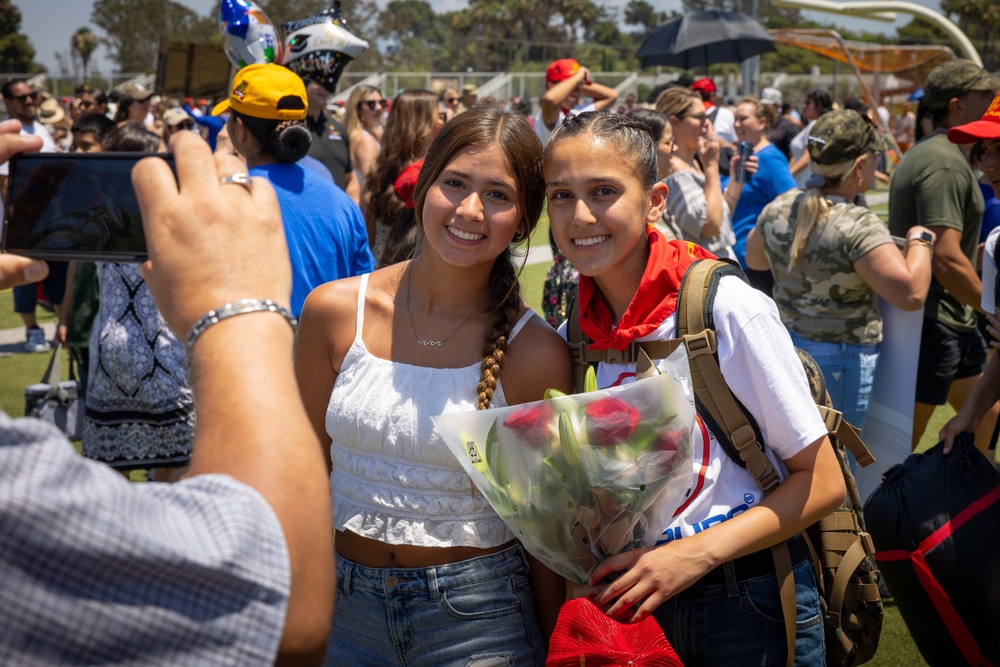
[433, 346, 695, 584]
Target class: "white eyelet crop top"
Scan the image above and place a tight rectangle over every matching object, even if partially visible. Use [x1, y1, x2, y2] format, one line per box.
[326, 273, 535, 548]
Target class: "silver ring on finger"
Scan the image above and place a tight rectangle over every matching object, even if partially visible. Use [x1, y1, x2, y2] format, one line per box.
[219, 172, 252, 192]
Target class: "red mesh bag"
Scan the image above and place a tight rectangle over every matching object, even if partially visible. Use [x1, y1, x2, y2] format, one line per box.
[546, 598, 684, 666]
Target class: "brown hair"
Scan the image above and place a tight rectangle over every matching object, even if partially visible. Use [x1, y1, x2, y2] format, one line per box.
[411, 104, 544, 410]
[737, 95, 777, 130]
[363, 89, 440, 256]
[545, 111, 659, 192]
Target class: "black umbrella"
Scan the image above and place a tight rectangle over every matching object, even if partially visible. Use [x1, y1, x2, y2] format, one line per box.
[636, 11, 776, 69]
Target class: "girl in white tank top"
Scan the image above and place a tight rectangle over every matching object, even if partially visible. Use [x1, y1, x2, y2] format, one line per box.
[295, 105, 572, 665]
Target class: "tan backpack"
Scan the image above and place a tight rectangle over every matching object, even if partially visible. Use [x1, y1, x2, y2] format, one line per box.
[566, 258, 884, 667]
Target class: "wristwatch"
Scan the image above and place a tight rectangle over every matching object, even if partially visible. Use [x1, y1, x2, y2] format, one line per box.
[906, 230, 934, 255]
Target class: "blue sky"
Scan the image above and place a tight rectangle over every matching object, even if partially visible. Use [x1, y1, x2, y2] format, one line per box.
[22, 0, 945, 77]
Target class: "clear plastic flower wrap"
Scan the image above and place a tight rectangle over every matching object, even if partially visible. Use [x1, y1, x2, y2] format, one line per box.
[433, 346, 695, 584]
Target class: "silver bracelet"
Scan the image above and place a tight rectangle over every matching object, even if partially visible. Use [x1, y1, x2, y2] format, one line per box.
[186, 298, 298, 349]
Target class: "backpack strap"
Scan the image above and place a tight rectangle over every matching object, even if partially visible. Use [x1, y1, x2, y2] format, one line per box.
[566, 295, 683, 392]
[676, 259, 780, 493]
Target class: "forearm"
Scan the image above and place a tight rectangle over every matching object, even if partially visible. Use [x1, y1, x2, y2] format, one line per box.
[678, 438, 846, 571]
[789, 152, 809, 176]
[187, 314, 334, 660]
[702, 169, 724, 238]
[955, 353, 1000, 425]
[723, 181, 743, 213]
[933, 253, 983, 312]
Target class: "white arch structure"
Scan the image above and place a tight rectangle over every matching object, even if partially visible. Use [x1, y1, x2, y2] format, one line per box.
[773, 0, 982, 66]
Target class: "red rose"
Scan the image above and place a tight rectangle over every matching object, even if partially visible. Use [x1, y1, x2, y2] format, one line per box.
[503, 403, 554, 448]
[585, 398, 640, 445]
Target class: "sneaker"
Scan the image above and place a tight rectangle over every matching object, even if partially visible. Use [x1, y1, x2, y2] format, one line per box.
[24, 327, 51, 353]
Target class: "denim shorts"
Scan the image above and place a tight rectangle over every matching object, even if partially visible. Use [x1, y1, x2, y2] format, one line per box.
[653, 541, 825, 667]
[789, 332, 879, 432]
[324, 544, 545, 667]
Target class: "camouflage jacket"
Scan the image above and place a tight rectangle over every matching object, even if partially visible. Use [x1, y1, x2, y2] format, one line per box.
[755, 189, 894, 345]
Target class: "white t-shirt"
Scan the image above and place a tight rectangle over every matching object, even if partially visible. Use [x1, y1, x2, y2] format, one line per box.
[790, 120, 816, 189]
[0, 120, 58, 176]
[534, 101, 597, 144]
[560, 275, 828, 544]
[713, 106, 737, 144]
[982, 226, 1000, 314]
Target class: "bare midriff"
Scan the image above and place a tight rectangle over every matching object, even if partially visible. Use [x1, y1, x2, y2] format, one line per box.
[335, 530, 515, 569]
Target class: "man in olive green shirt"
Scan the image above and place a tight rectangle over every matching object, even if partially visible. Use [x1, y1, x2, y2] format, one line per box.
[889, 59, 1000, 449]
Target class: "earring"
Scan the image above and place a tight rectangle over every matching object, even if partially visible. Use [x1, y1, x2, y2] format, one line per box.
[513, 229, 526, 242]
[858, 177, 864, 187]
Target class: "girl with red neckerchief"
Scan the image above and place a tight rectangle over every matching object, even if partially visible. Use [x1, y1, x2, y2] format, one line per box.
[542, 111, 846, 666]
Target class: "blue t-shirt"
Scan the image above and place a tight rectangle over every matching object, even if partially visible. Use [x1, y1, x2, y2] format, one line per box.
[724, 143, 797, 267]
[979, 182, 1000, 243]
[250, 163, 374, 317]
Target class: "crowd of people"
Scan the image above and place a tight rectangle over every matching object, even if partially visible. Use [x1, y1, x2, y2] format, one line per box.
[1, 53, 1000, 665]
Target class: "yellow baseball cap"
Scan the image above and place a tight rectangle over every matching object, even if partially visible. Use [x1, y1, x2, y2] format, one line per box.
[212, 63, 307, 121]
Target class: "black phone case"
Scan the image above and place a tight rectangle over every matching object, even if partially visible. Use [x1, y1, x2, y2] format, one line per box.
[1, 152, 174, 262]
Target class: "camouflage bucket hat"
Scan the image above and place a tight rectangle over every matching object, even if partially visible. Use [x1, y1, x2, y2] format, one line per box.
[923, 59, 1000, 111]
[807, 110, 891, 165]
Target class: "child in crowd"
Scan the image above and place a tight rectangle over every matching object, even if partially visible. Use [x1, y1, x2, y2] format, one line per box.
[294, 105, 571, 665]
[542, 111, 845, 665]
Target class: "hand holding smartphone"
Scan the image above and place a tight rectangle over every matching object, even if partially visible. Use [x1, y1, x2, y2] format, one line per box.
[1, 152, 175, 262]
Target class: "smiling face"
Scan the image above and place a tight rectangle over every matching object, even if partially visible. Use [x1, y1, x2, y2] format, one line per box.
[543, 133, 665, 289]
[734, 102, 767, 145]
[4, 82, 38, 124]
[420, 145, 524, 269]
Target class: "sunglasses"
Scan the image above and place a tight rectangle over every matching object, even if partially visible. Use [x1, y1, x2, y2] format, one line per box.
[361, 100, 384, 110]
[447, 97, 459, 104]
[9, 92, 37, 103]
[78, 100, 96, 108]
[684, 111, 708, 121]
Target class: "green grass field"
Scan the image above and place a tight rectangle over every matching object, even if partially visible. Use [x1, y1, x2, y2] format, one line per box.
[0, 235, 945, 663]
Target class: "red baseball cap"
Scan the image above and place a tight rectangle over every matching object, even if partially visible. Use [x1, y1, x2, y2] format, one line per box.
[547, 599, 683, 666]
[691, 78, 716, 95]
[948, 91, 1000, 143]
[546, 58, 583, 84]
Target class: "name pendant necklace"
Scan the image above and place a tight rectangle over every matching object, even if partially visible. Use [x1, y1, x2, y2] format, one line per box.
[405, 269, 480, 347]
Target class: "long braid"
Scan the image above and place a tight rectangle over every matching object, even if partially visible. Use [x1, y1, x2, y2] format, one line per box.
[476, 252, 522, 410]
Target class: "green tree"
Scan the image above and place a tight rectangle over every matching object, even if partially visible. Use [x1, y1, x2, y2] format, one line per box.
[92, 0, 215, 72]
[941, 0, 999, 70]
[624, 0, 664, 34]
[71, 27, 99, 81]
[0, 1, 40, 73]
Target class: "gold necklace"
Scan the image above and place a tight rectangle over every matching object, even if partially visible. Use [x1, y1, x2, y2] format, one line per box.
[405, 268, 480, 347]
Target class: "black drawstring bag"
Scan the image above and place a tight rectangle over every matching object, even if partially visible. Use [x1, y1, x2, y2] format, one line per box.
[864, 434, 1000, 667]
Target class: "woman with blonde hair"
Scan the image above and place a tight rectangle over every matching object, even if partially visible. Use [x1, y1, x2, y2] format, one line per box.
[344, 85, 384, 190]
[746, 110, 934, 434]
[363, 89, 444, 266]
[657, 87, 752, 259]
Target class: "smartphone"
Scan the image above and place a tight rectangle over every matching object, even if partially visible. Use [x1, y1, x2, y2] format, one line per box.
[1, 152, 174, 262]
[734, 141, 754, 184]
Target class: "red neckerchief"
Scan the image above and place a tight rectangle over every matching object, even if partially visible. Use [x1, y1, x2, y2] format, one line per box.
[577, 227, 717, 351]
[704, 100, 715, 110]
[394, 160, 424, 210]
